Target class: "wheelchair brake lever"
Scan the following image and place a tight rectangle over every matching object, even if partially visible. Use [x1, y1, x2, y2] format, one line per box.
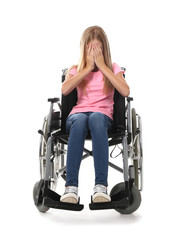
[136, 129, 140, 134]
[133, 129, 140, 145]
[38, 130, 47, 144]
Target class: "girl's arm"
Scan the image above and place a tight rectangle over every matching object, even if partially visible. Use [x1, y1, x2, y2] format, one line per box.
[61, 66, 92, 95]
[100, 65, 130, 97]
[62, 45, 95, 96]
[93, 45, 130, 97]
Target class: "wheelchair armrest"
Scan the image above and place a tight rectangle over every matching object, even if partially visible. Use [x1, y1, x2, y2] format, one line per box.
[48, 98, 60, 103]
[46, 98, 60, 138]
[127, 97, 133, 102]
[125, 97, 133, 136]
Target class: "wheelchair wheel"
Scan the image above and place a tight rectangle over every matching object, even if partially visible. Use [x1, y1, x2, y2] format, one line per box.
[33, 181, 50, 213]
[132, 108, 143, 191]
[110, 182, 141, 214]
[39, 116, 47, 180]
[39, 115, 63, 191]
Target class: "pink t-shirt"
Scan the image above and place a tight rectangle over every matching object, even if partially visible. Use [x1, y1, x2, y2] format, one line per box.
[68, 63, 122, 120]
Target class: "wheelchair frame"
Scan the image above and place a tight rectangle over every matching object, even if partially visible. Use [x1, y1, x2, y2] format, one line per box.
[33, 67, 143, 214]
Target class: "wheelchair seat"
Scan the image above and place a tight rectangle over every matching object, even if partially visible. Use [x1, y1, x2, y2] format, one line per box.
[60, 84, 126, 143]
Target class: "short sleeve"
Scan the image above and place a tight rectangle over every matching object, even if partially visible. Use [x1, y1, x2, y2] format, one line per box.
[112, 62, 122, 75]
[69, 67, 77, 75]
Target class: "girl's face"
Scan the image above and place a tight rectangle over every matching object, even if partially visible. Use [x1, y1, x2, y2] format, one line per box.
[86, 39, 103, 51]
[86, 39, 103, 71]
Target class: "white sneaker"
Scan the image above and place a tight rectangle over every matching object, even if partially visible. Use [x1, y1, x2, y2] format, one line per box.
[92, 184, 111, 203]
[60, 186, 79, 204]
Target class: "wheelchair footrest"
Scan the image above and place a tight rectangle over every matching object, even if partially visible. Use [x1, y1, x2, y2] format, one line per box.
[43, 188, 84, 211]
[89, 197, 129, 210]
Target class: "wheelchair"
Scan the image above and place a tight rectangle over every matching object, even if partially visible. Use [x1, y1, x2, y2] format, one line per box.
[33, 67, 143, 214]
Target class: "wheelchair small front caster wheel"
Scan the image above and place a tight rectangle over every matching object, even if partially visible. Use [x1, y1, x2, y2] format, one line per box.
[33, 181, 50, 213]
[110, 182, 141, 214]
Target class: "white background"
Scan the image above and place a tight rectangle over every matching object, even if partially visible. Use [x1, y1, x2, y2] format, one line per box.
[1, 0, 177, 239]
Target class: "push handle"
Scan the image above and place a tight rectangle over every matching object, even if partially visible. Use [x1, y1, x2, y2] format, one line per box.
[48, 98, 60, 103]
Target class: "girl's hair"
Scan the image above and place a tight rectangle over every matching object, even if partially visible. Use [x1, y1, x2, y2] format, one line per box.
[66, 25, 114, 95]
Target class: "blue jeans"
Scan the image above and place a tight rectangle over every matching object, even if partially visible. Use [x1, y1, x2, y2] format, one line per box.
[65, 112, 113, 187]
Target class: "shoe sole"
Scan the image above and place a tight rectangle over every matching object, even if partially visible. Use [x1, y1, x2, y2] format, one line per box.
[93, 196, 111, 203]
[60, 197, 78, 204]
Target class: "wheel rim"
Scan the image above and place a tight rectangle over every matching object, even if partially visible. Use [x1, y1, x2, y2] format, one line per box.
[132, 109, 143, 191]
[39, 116, 64, 192]
[39, 116, 48, 180]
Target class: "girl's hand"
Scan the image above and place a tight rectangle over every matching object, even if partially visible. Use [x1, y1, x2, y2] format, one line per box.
[93, 45, 106, 70]
[86, 45, 95, 71]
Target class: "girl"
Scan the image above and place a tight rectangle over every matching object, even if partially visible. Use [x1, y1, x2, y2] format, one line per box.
[61, 25, 130, 204]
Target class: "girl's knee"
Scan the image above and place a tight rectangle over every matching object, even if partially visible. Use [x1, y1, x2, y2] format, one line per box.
[66, 113, 89, 133]
[89, 112, 106, 129]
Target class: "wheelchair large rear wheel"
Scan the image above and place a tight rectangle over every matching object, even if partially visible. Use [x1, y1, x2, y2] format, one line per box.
[39, 116, 47, 180]
[132, 108, 143, 191]
[110, 182, 141, 214]
[39, 115, 62, 191]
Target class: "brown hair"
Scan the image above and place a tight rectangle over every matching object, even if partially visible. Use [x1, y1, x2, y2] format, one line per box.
[66, 25, 114, 95]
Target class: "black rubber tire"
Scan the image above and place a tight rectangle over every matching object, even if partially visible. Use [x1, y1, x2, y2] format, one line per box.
[110, 182, 141, 214]
[33, 181, 50, 213]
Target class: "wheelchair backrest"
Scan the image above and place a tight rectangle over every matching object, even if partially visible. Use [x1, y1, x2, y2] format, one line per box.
[61, 69, 125, 134]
